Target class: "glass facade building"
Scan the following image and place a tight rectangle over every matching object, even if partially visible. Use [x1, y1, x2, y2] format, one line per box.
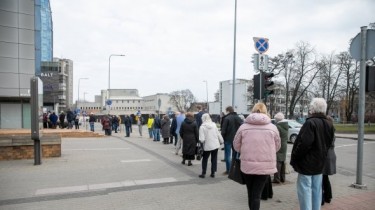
[40, 0, 53, 62]
[0, 0, 53, 128]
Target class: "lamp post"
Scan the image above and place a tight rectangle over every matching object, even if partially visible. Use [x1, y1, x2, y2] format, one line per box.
[108, 54, 125, 100]
[77, 77, 88, 110]
[231, 0, 237, 108]
[83, 92, 88, 130]
[203, 80, 208, 112]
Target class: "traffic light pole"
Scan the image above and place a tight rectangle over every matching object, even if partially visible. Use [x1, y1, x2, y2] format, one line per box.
[259, 70, 263, 103]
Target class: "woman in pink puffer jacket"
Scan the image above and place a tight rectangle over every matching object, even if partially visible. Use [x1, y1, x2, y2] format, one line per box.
[233, 103, 281, 210]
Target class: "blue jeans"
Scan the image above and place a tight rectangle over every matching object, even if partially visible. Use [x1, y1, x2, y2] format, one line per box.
[148, 128, 153, 138]
[297, 173, 322, 210]
[125, 126, 131, 136]
[89, 122, 94, 132]
[153, 128, 160, 141]
[224, 141, 233, 172]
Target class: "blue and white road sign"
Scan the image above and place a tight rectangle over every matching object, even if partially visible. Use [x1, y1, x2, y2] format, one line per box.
[253, 37, 269, 54]
[106, 100, 112, 106]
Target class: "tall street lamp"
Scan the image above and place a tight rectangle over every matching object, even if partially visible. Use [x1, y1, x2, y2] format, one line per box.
[108, 54, 125, 100]
[232, 0, 237, 108]
[78, 77, 88, 109]
[203, 80, 208, 111]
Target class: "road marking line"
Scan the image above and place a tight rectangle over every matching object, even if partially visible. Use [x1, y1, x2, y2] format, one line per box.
[35, 185, 88, 195]
[120, 159, 151, 163]
[336, 142, 375, 148]
[35, 177, 177, 196]
[65, 148, 130, 151]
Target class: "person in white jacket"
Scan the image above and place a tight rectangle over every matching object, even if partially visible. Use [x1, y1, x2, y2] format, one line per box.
[198, 113, 224, 178]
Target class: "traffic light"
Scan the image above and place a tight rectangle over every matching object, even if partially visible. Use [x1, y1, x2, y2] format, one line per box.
[366, 66, 375, 92]
[253, 73, 261, 100]
[263, 72, 274, 97]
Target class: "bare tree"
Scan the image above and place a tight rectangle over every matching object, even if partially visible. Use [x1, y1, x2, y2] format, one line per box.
[336, 52, 359, 122]
[169, 89, 196, 112]
[315, 52, 345, 115]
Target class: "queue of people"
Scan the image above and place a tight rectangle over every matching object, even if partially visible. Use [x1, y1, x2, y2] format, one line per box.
[50, 98, 336, 210]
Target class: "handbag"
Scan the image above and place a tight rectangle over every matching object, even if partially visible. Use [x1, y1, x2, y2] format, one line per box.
[228, 153, 245, 185]
[195, 142, 203, 161]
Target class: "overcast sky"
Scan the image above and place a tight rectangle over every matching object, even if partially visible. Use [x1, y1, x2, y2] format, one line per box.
[51, 0, 374, 103]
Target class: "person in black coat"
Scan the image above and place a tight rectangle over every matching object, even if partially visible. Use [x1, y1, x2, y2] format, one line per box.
[123, 115, 132, 137]
[321, 116, 336, 205]
[221, 106, 243, 174]
[170, 113, 178, 145]
[180, 112, 199, 166]
[290, 98, 335, 210]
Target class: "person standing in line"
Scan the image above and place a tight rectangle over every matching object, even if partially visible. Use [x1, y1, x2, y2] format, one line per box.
[170, 112, 178, 145]
[137, 115, 144, 137]
[89, 113, 95, 132]
[273, 112, 289, 183]
[101, 115, 112, 136]
[198, 113, 223, 178]
[180, 112, 198, 166]
[175, 111, 186, 155]
[161, 115, 171, 144]
[221, 106, 243, 175]
[43, 112, 48, 128]
[66, 109, 74, 129]
[49, 112, 58, 129]
[123, 115, 132, 137]
[233, 103, 281, 210]
[112, 115, 119, 133]
[147, 114, 154, 139]
[153, 115, 161, 141]
[74, 114, 80, 129]
[290, 98, 335, 210]
[321, 116, 336, 206]
[195, 105, 204, 128]
[59, 111, 65, 129]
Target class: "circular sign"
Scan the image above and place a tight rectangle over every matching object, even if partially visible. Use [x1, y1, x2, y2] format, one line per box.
[106, 100, 112, 106]
[253, 37, 269, 54]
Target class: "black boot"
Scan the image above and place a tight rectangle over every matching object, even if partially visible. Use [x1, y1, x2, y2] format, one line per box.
[181, 159, 185, 165]
[188, 161, 192, 166]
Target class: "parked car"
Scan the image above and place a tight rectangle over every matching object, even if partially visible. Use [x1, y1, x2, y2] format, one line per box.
[285, 120, 302, 143]
[272, 119, 303, 143]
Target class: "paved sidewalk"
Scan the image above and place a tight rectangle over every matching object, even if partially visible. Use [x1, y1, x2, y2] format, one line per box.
[0, 127, 374, 210]
[336, 133, 375, 141]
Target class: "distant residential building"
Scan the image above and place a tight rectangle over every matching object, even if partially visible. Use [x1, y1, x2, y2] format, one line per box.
[220, 79, 252, 115]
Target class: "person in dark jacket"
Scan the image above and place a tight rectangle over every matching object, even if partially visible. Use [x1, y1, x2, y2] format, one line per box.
[221, 106, 243, 174]
[49, 112, 58, 129]
[273, 112, 289, 183]
[321, 116, 336, 206]
[66, 109, 75, 129]
[89, 113, 95, 132]
[180, 112, 199, 166]
[59, 111, 66, 129]
[170, 113, 178, 145]
[195, 105, 204, 128]
[123, 115, 132, 137]
[161, 115, 171, 144]
[290, 98, 335, 210]
[153, 115, 162, 141]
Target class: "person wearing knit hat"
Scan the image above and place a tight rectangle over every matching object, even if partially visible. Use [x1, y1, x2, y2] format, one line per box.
[273, 112, 289, 184]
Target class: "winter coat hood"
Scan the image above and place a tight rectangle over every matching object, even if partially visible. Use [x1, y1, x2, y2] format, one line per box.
[245, 113, 271, 125]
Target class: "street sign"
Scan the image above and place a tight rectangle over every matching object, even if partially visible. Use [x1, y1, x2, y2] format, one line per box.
[253, 37, 269, 54]
[349, 29, 375, 60]
[258, 54, 269, 70]
[106, 100, 112, 106]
